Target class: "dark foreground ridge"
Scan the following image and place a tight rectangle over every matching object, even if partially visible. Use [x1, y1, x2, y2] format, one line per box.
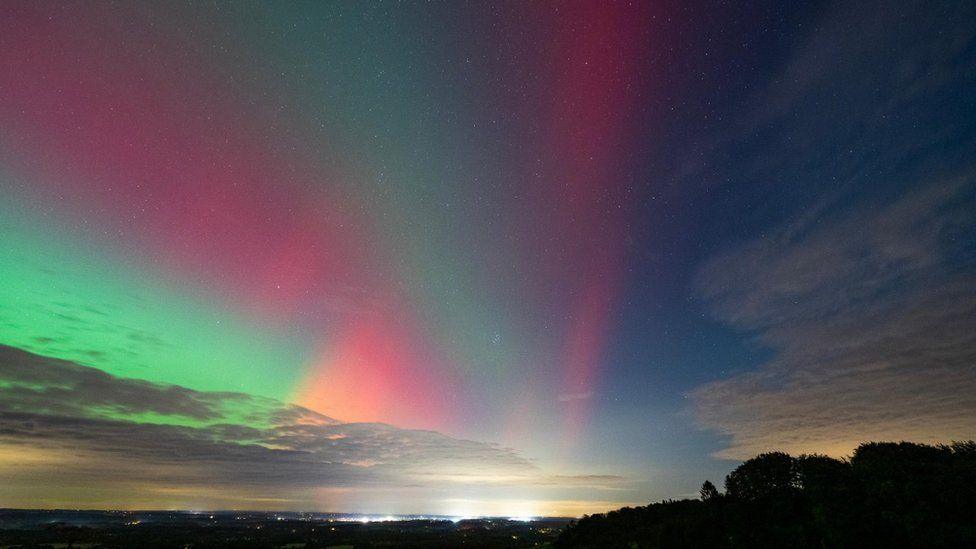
[0, 511, 571, 548]
[557, 441, 976, 548]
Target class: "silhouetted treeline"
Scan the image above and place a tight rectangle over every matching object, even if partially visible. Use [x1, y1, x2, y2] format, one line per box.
[557, 441, 976, 548]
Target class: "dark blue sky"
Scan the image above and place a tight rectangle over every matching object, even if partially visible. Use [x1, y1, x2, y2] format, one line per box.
[587, 0, 976, 491]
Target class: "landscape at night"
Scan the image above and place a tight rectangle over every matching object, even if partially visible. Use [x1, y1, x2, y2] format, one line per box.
[1, 1, 974, 547]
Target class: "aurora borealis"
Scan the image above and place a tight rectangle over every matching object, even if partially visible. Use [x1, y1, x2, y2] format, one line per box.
[2, 0, 975, 516]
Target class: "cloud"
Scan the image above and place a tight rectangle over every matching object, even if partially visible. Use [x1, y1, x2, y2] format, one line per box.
[667, 0, 976, 216]
[0, 345, 329, 428]
[692, 177, 976, 459]
[0, 345, 558, 506]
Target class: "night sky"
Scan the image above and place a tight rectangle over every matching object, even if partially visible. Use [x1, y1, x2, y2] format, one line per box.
[1, 1, 974, 516]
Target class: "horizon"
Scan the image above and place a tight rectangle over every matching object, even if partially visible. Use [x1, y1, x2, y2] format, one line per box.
[0, 438, 942, 519]
[0, 508, 564, 520]
[1, 0, 974, 518]
[0, 437, 951, 518]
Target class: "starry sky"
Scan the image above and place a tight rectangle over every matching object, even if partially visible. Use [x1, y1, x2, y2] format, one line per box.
[1, 0, 974, 516]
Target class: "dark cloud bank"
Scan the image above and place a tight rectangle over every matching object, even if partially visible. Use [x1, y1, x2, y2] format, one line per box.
[0, 345, 624, 509]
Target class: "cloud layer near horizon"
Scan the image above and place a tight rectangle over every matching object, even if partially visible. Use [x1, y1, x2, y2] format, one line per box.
[693, 178, 976, 459]
[0, 345, 626, 513]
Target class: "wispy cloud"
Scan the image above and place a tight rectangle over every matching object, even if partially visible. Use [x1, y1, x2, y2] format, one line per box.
[678, 0, 976, 461]
[693, 178, 976, 459]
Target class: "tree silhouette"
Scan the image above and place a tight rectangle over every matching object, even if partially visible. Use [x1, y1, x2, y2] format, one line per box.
[557, 440, 976, 548]
[699, 480, 719, 502]
[724, 451, 797, 501]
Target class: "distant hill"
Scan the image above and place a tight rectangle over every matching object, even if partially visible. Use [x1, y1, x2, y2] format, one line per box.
[557, 441, 976, 548]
